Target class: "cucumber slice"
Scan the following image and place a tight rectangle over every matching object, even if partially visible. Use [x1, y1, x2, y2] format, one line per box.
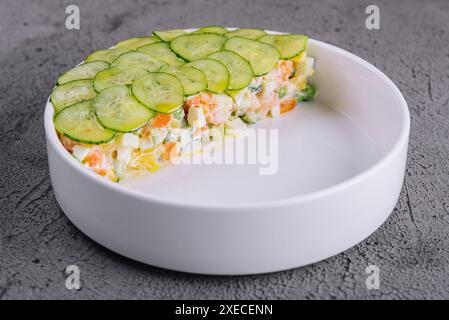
[160, 65, 207, 96]
[51, 80, 97, 113]
[115, 36, 160, 50]
[153, 29, 187, 42]
[224, 28, 266, 40]
[57, 61, 110, 85]
[111, 51, 166, 72]
[85, 47, 130, 63]
[208, 50, 253, 90]
[137, 42, 185, 66]
[54, 100, 115, 144]
[93, 86, 154, 132]
[93, 67, 148, 92]
[186, 59, 229, 93]
[258, 34, 308, 59]
[225, 89, 243, 101]
[224, 37, 280, 76]
[170, 34, 226, 61]
[131, 72, 184, 113]
[192, 25, 228, 35]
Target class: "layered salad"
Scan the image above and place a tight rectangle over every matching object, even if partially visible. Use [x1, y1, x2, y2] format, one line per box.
[50, 26, 316, 181]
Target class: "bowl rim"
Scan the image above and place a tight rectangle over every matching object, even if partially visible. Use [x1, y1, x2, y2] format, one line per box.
[44, 29, 410, 210]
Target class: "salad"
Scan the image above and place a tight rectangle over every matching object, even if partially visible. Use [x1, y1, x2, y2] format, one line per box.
[50, 26, 316, 181]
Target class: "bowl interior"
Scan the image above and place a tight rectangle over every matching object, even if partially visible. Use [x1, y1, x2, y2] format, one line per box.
[120, 40, 407, 205]
[122, 101, 382, 204]
[47, 38, 408, 206]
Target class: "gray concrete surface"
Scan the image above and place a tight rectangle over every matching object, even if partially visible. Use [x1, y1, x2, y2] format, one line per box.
[1, 0, 448, 299]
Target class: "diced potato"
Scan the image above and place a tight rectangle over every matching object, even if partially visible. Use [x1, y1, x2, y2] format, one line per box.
[187, 106, 207, 127]
[72, 145, 92, 162]
[225, 117, 247, 130]
[115, 133, 139, 149]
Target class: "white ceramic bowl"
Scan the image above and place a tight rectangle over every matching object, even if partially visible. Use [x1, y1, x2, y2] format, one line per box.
[44, 31, 409, 275]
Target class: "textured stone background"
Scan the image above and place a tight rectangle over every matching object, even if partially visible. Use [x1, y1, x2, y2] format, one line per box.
[1, 0, 448, 299]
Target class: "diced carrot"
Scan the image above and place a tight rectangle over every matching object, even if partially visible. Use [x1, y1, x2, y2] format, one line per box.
[184, 96, 199, 115]
[280, 98, 297, 114]
[279, 60, 294, 81]
[94, 168, 107, 176]
[162, 141, 179, 161]
[140, 123, 150, 137]
[152, 113, 172, 128]
[85, 149, 102, 167]
[185, 95, 201, 107]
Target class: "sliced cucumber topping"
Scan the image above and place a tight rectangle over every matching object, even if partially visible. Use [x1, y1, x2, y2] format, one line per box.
[85, 47, 130, 63]
[225, 89, 243, 101]
[57, 61, 110, 85]
[153, 29, 187, 42]
[208, 50, 253, 90]
[132, 72, 184, 113]
[170, 34, 226, 61]
[138, 42, 185, 66]
[224, 37, 280, 76]
[93, 67, 148, 92]
[186, 58, 229, 93]
[53, 30, 314, 149]
[258, 34, 308, 59]
[51, 79, 96, 113]
[111, 51, 166, 72]
[224, 28, 266, 40]
[115, 36, 160, 50]
[93, 86, 154, 132]
[54, 100, 115, 144]
[192, 25, 228, 35]
[160, 65, 207, 96]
